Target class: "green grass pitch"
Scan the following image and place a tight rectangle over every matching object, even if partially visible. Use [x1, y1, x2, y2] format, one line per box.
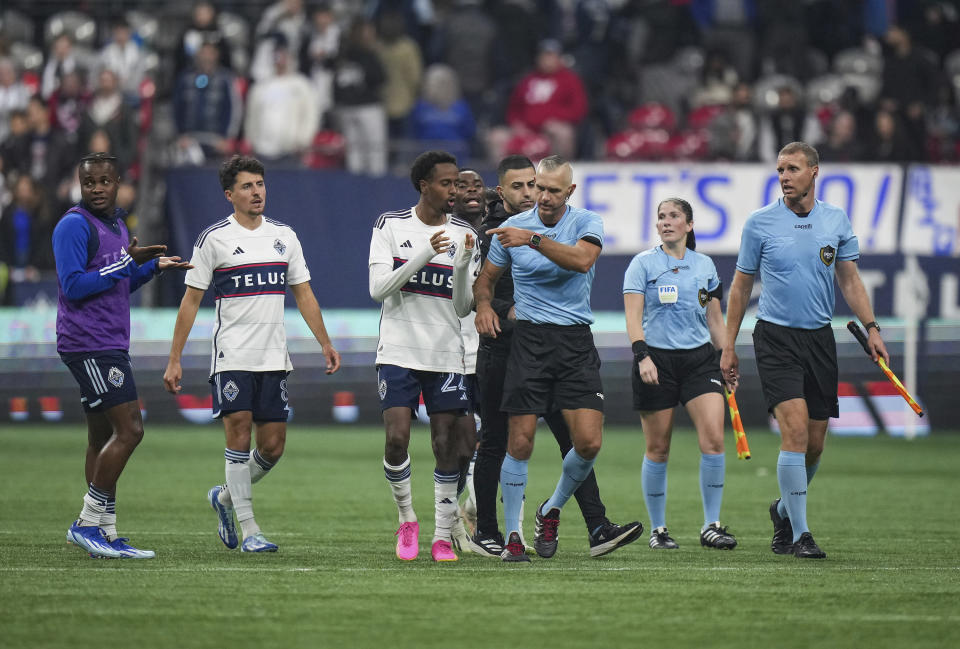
[1, 424, 958, 649]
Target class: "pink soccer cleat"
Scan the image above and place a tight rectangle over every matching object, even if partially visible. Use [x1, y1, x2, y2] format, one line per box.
[395, 521, 419, 560]
[431, 539, 458, 562]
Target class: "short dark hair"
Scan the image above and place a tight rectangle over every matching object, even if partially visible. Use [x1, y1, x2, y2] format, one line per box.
[78, 152, 119, 173]
[410, 150, 457, 193]
[219, 155, 265, 191]
[657, 197, 697, 251]
[778, 141, 819, 167]
[496, 155, 535, 183]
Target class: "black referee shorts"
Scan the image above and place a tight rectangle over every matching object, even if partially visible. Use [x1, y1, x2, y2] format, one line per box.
[753, 319, 839, 420]
[501, 321, 604, 415]
[632, 342, 723, 411]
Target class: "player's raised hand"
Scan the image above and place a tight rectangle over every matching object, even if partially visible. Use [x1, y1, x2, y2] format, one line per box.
[430, 229, 452, 255]
[158, 256, 194, 271]
[162, 360, 183, 394]
[128, 236, 166, 265]
[324, 345, 341, 374]
[475, 302, 501, 338]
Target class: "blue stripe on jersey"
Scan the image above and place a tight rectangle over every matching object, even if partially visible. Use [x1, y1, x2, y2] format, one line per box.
[449, 217, 479, 235]
[213, 262, 289, 299]
[375, 210, 411, 229]
[392, 257, 453, 299]
[264, 217, 291, 229]
[195, 219, 230, 249]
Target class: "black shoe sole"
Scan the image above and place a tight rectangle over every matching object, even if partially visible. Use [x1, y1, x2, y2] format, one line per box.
[589, 522, 644, 558]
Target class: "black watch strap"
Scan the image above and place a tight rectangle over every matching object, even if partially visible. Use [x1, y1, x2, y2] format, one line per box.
[865, 321, 881, 333]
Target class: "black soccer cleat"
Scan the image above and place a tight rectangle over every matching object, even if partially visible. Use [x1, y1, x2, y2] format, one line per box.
[770, 498, 794, 555]
[589, 520, 644, 558]
[792, 532, 827, 559]
[468, 531, 505, 558]
[649, 526, 679, 549]
[700, 522, 738, 549]
[533, 501, 561, 558]
[501, 531, 531, 563]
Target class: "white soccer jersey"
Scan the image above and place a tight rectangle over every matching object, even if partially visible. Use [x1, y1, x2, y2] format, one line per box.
[461, 311, 478, 374]
[184, 214, 310, 375]
[369, 207, 480, 373]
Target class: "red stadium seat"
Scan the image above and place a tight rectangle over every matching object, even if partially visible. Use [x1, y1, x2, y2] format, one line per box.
[627, 103, 677, 132]
[504, 132, 551, 162]
[304, 130, 346, 169]
[665, 130, 710, 160]
[686, 104, 724, 130]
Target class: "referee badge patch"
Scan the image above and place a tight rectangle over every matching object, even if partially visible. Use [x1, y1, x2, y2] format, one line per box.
[698, 288, 708, 307]
[819, 245, 836, 266]
[658, 285, 678, 304]
[107, 366, 125, 388]
[222, 380, 240, 402]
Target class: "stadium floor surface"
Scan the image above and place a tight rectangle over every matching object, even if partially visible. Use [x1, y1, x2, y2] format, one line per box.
[2, 425, 958, 649]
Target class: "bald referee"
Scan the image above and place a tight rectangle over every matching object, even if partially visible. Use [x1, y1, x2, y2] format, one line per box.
[721, 142, 889, 559]
[473, 155, 608, 562]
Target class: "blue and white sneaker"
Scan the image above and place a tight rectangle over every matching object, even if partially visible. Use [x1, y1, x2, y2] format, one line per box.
[88, 538, 156, 559]
[241, 532, 278, 553]
[208, 485, 239, 549]
[66, 520, 122, 558]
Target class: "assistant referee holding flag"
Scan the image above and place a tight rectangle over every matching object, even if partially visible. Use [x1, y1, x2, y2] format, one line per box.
[721, 142, 889, 559]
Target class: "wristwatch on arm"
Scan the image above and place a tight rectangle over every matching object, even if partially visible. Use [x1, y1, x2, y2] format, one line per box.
[529, 233, 542, 250]
[865, 321, 881, 333]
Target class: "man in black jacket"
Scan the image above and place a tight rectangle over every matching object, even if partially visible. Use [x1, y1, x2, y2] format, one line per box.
[466, 155, 642, 558]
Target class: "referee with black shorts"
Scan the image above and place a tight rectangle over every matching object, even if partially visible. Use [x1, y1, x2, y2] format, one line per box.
[721, 142, 889, 559]
[624, 198, 738, 551]
[471, 155, 614, 562]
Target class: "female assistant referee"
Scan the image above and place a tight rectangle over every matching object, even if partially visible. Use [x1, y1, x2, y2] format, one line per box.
[623, 197, 737, 550]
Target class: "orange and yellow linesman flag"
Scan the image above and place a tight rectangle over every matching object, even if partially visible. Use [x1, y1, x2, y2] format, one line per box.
[724, 388, 751, 460]
[846, 321, 924, 417]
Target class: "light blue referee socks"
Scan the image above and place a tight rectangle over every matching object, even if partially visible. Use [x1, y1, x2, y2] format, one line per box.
[699, 452, 725, 527]
[642, 456, 668, 530]
[777, 460, 819, 520]
[543, 449, 595, 513]
[500, 453, 528, 536]
[777, 451, 809, 541]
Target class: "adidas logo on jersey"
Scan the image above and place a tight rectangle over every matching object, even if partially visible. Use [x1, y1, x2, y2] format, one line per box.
[400, 240, 413, 248]
[232, 247, 245, 255]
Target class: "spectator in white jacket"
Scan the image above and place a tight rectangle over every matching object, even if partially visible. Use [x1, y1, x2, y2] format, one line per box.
[243, 36, 319, 161]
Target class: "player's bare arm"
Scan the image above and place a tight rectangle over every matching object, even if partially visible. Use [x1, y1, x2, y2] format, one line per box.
[721, 270, 755, 388]
[291, 281, 341, 374]
[624, 292, 658, 385]
[474, 260, 506, 337]
[836, 260, 889, 365]
[163, 286, 205, 394]
[706, 298, 735, 391]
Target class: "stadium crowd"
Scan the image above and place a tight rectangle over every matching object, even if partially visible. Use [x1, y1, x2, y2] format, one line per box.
[1, 0, 959, 296]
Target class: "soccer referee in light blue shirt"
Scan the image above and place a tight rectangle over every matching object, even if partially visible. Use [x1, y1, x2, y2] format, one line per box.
[721, 142, 890, 559]
[473, 155, 612, 562]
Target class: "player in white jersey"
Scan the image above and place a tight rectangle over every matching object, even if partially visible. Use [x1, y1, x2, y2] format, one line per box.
[369, 151, 481, 562]
[163, 156, 341, 553]
[451, 168, 486, 542]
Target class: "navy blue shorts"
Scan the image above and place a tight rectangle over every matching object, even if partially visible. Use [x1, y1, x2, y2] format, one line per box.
[61, 350, 139, 413]
[211, 370, 290, 422]
[377, 364, 470, 415]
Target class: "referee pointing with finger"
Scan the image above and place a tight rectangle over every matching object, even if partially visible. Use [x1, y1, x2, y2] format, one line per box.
[721, 142, 889, 559]
[472, 155, 609, 562]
